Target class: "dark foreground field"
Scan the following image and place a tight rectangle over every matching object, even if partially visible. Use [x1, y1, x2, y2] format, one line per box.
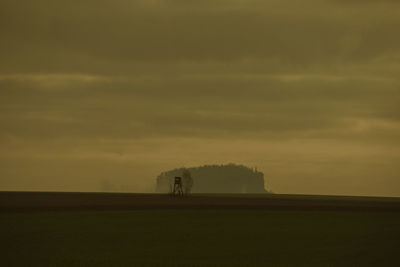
[1, 192, 400, 266]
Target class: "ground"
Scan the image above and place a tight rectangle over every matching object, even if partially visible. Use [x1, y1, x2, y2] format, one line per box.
[1, 192, 400, 266]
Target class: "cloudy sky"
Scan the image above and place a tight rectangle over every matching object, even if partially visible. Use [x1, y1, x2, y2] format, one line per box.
[1, 0, 399, 196]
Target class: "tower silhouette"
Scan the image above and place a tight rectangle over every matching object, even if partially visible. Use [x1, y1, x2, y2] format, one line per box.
[173, 176, 183, 196]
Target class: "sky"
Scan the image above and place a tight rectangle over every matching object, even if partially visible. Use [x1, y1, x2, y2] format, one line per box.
[1, 0, 399, 196]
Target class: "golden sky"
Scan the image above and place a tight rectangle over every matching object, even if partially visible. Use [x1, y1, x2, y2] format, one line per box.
[1, 0, 399, 196]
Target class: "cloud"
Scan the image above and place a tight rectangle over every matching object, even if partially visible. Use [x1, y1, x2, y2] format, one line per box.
[1, 71, 399, 142]
[1, 0, 400, 73]
[0, 0, 399, 196]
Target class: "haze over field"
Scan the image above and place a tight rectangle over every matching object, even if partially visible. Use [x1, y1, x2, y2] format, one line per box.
[1, 0, 399, 196]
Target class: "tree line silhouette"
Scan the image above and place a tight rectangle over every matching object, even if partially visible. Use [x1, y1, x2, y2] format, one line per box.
[156, 163, 269, 194]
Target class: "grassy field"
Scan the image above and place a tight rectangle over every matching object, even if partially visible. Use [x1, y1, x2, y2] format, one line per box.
[1, 193, 400, 266]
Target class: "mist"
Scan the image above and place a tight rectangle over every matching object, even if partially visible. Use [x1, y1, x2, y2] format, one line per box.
[1, 0, 400, 196]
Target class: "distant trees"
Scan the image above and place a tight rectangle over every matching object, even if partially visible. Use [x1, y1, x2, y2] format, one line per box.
[156, 169, 194, 196]
[182, 169, 193, 195]
[156, 163, 269, 194]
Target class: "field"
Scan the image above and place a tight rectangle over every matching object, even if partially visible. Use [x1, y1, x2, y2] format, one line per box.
[1, 192, 400, 266]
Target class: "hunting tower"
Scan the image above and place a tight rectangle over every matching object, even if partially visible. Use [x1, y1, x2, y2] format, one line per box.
[173, 176, 183, 196]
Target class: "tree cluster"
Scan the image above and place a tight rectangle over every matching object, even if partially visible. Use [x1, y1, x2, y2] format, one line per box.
[156, 163, 268, 194]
